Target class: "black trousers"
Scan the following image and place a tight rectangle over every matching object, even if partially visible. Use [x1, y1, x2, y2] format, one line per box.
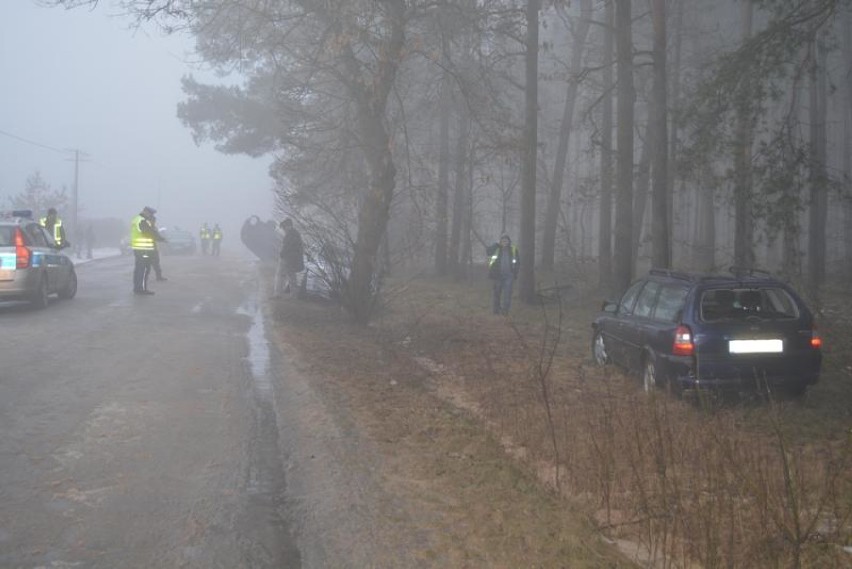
[151, 249, 163, 278]
[133, 250, 152, 292]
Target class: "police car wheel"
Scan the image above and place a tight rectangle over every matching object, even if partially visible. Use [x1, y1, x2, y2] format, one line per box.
[30, 276, 49, 309]
[58, 270, 77, 300]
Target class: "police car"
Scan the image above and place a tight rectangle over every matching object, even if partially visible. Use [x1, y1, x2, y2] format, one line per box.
[0, 210, 77, 308]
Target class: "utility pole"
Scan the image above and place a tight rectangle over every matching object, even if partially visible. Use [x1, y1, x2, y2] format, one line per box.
[65, 149, 88, 243]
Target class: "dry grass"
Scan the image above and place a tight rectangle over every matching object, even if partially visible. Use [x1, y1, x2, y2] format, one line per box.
[272, 270, 852, 568]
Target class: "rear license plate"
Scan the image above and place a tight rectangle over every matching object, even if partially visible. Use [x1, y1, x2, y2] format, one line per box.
[0, 270, 12, 281]
[729, 339, 783, 354]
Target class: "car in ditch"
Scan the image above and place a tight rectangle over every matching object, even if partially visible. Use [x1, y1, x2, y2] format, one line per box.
[0, 210, 78, 309]
[590, 268, 822, 398]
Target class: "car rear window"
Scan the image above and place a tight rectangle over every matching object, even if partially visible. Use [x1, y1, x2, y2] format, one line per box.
[700, 287, 800, 321]
[24, 224, 49, 247]
[0, 226, 13, 247]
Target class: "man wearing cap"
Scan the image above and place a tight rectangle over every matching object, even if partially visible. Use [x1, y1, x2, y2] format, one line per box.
[486, 233, 520, 315]
[130, 207, 166, 295]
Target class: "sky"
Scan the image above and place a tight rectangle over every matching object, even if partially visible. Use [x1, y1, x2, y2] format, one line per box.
[0, 1, 274, 246]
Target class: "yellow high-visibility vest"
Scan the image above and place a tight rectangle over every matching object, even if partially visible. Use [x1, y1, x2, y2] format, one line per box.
[489, 245, 518, 268]
[130, 215, 155, 251]
[39, 216, 63, 245]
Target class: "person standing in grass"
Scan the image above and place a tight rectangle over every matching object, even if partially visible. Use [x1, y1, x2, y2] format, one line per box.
[486, 233, 519, 315]
[273, 218, 304, 298]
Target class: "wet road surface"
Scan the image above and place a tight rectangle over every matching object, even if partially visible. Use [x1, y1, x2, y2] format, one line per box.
[0, 252, 301, 568]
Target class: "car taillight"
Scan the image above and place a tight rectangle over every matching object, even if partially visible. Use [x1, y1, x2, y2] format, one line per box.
[672, 325, 694, 356]
[810, 325, 822, 349]
[15, 227, 31, 269]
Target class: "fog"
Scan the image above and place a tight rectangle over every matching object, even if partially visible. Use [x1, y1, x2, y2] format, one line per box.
[0, 1, 273, 249]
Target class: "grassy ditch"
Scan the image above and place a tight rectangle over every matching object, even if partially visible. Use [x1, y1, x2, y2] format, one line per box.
[274, 270, 852, 568]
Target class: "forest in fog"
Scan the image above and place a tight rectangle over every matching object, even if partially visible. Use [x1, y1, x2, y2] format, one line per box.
[50, 0, 852, 321]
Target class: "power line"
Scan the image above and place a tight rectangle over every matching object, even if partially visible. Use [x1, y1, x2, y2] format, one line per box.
[0, 128, 69, 154]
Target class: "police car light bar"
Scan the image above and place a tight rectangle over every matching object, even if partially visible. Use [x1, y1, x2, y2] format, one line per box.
[0, 209, 34, 219]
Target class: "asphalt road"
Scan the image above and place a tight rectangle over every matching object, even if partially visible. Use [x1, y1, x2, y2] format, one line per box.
[0, 252, 305, 568]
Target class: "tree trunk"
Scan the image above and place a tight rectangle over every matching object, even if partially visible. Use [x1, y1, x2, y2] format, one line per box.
[733, 1, 754, 269]
[844, 7, 852, 280]
[449, 105, 469, 277]
[347, 108, 398, 324]
[650, 0, 670, 268]
[695, 167, 716, 272]
[807, 27, 828, 295]
[435, 63, 451, 276]
[541, 0, 592, 271]
[844, 107, 852, 281]
[460, 144, 475, 281]
[668, 0, 684, 262]
[598, 0, 614, 289]
[632, 118, 651, 263]
[343, 0, 405, 325]
[519, 0, 540, 303]
[613, 0, 635, 292]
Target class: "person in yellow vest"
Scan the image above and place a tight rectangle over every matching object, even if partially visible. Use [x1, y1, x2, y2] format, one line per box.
[486, 233, 520, 315]
[39, 207, 69, 248]
[211, 223, 223, 256]
[199, 223, 211, 255]
[130, 206, 166, 295]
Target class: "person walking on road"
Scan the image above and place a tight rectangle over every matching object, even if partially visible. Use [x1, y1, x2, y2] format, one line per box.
[273, 218, 304, 298]
[130, 206, 166, 295]
[211, 223, 223, 256]
[486, 233, 520, 315]
[84, 223, 95, 260]
[199, 223, 211, 255]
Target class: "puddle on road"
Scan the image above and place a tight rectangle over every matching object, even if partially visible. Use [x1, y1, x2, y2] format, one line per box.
[238, 300, 273, 399]
[235, 296, 302, 568]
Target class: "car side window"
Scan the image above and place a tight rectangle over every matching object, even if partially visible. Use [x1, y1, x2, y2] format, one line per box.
[618, 280, 646, 315]
[633, 281, 661, 318]
[654, 286, 688, 322]
[24, 224, 49, 247]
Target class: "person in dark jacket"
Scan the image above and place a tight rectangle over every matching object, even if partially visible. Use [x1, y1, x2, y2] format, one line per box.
[273, 218, 304, 298]
[84, 223, 95, 260]
[40, 207, 69, 248]
[486, 233, 520, 315]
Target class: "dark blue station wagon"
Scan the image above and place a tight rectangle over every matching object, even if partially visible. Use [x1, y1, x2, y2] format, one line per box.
[591, 269, 822, 397]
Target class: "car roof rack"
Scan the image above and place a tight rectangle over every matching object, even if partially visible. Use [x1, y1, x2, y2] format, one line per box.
[728, 266, 773, 279]
[649, 267, 780, 285]
[648, 268, 700, 282]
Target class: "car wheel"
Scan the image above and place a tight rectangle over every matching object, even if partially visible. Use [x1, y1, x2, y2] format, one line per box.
[29, 276, 49, 309]
[591, 330, 609, 366]
[642, 355, 658, 393]
[58, 269, 77, 300]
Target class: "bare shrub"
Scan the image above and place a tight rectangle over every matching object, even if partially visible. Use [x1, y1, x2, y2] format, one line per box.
[385, 278, 852, 568]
